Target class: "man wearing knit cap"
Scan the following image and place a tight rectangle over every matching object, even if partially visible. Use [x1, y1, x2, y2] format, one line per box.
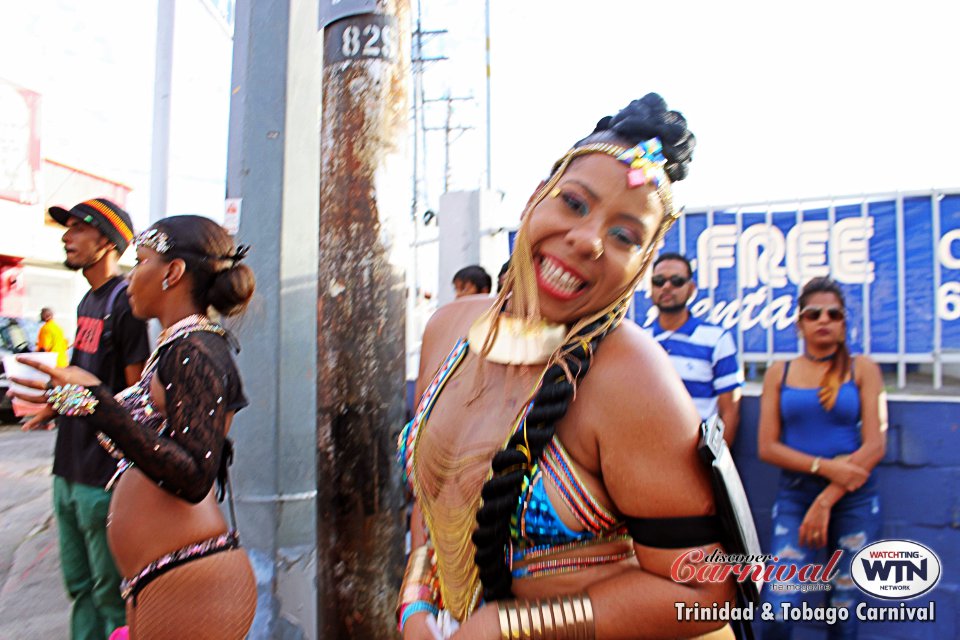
[25, 198, 150, 639]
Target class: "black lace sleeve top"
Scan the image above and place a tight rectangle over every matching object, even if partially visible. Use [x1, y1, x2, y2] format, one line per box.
[87, 331, 247, 503]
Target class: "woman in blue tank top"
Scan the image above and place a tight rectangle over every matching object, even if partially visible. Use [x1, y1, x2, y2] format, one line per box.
[758, 277, 887, 640]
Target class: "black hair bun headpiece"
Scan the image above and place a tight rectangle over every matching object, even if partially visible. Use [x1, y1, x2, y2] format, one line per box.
[593, 92, 696, 183]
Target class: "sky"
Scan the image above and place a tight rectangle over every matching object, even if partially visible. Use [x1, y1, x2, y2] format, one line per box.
[0, 0, 232, 232]
[4, 1, 959, 244]
[417, 0, 960, 220]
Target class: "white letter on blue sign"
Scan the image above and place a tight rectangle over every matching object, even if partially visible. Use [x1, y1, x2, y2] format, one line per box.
[739, 224, 787, 288]
[697, 225, 737, 289]
[939, 229, 960, 270]
[831, 218, 875, 284]
[786, 221, 830, 285]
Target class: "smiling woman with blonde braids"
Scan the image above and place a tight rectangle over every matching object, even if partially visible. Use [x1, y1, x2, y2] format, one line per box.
[396, 94, 744, 640]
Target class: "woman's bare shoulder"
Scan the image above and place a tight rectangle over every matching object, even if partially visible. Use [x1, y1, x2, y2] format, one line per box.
[590, 322, 682, 395]
[582, 321, 700, 441]
[575, 321, 712, 517]
[764, 359, 787, 384]
[417, 297, 495, 380]
[852, 354, 882, 385]
[423, 297, 492, 343]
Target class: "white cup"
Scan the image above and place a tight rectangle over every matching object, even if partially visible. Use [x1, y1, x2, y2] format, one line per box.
[3, 352, 59, 395]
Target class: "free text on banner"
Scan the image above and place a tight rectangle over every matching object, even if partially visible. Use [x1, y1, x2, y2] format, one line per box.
[631, 191, 960, 357]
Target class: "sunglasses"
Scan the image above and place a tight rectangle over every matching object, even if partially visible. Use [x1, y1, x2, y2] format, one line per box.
[798, 306, 845, 322]
[651, 275, 690, 288]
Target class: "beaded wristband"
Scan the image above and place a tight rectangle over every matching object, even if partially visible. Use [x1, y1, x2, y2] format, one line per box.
[398, 600, 438, 633]
[47, 384, 99, 417]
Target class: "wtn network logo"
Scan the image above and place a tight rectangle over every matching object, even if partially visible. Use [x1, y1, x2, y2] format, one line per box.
[851, 540, 942, 600]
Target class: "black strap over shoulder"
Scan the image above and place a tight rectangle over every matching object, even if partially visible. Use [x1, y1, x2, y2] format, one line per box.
[100, 278, 129, 353]
[625, 514, 722, 549]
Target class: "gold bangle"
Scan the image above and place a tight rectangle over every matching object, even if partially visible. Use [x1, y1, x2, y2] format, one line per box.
[561, 596, 576, 640]
[508, 602, 522, 640]
[400, 584, 432, 601]
[397, 546, 435, 617]
[570, 596, 586, 639]
[498, 602, 512, 640]
[401, 546, 431, 585]
[542, 598, 556, 637]
[551, 598, 566, 639]
[810, 456, 822, 474]
[519, 600, 532, 638]
[530, 600, 544, 640]
[580, 594, 595, 638]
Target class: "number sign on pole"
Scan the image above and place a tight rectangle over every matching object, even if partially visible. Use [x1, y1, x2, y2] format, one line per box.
[324, 13, 397, 63]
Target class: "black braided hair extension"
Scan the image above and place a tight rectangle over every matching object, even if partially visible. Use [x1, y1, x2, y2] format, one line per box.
[471, 310, 621, 601]
[587, 92, 696, 183]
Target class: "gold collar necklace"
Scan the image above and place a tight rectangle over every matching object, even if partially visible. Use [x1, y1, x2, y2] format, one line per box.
[467, 314, 567, 365]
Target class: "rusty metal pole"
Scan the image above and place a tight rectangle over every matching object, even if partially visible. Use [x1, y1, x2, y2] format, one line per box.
[317, 1, 410, 637]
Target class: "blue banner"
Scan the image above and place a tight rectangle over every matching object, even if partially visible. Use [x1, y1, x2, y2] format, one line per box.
[631, 192, 960, 356]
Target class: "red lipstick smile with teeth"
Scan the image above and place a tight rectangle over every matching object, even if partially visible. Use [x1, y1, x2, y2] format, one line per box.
[536, 254, 588, 300]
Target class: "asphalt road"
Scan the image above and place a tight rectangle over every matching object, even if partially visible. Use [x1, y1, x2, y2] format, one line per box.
[0, 424, 69, 639]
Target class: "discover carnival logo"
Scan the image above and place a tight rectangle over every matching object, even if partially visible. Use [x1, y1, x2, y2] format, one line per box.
[672, 541, 941, 625]
[851, 539, 942, 599]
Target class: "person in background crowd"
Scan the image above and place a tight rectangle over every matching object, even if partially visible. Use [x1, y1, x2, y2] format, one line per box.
[758, 276, 886, 640]
[452, 265, 492, 298]
[25, 198, 151, 640]
[13, 215, 257, 639]
[644, 252, 743, 445]
[398, 93, 740, 639]
[37, 307, 69, 367]
[497, 260, 510, 292]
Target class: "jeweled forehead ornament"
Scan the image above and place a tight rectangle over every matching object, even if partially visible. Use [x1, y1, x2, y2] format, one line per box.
[551, 138, 668, 191]
[134, 228, 172, 254]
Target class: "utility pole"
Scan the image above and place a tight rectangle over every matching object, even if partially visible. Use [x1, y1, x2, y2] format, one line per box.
[408, 0, 446, 356]
[484, 0, 492, 190]
[226, 0, 321, 637]
[318, 1, 410, 637]
[424, 94, 474, 192]
[149, 0, 175, 223]
[410, 6, 447, 224]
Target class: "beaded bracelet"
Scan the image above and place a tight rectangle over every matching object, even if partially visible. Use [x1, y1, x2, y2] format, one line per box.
[398, 600, 439, 633]
[47, 384, 99, 417]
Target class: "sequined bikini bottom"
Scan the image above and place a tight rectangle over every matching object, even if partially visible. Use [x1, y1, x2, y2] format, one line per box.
[121, 530, 240, 604]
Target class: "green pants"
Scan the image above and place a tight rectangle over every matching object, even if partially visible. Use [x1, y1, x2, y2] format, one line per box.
[53, 476, 126, 640]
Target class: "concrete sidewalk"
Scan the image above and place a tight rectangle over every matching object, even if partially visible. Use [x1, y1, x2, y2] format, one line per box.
[0, 424, 69, 639]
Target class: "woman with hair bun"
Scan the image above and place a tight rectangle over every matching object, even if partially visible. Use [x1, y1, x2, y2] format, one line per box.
[11, 215, 257, 639]
[397, 94, 741, 639]
[758, 277, 886, 640]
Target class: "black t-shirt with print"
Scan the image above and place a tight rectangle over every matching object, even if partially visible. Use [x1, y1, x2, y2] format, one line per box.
[53, 276, 151, 488]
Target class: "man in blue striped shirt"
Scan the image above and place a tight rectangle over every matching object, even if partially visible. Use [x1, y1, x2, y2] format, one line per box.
[644, 253, 743, 446]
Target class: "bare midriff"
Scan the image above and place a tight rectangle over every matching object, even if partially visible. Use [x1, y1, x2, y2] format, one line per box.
[107, 467, 228, 579]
